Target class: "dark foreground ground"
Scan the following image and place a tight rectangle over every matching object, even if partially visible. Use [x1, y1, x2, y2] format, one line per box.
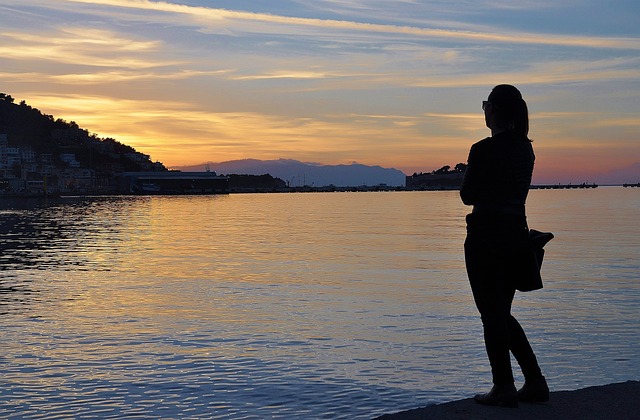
[374, 380, 640, 420]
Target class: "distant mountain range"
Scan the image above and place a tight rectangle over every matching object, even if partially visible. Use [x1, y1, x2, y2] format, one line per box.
[172, 159, 407, 187]
[174, 159, 640, 187]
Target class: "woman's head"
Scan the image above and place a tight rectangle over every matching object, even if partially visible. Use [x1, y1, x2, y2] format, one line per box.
[484, 84, 529, 138]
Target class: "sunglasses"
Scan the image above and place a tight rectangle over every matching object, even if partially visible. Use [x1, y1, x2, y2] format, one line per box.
[482, 101, 491, 111]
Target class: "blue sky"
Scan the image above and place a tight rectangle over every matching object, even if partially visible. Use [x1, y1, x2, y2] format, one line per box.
[0, 0, 638, 182]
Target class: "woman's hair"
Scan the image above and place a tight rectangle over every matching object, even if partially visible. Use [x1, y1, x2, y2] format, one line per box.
[488, 84, 529, 138]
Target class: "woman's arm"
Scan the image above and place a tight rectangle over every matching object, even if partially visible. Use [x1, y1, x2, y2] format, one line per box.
[460, 143, 482, 205]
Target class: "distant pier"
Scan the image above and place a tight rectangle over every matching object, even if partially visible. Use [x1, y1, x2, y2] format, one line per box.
[530, 183, 598, 190]
[623, 183, 640, 188]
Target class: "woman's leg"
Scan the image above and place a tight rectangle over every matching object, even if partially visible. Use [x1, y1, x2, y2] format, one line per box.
[507, 315, 548, 401]
[465, 238, 515, 385]
[480, 280, 516, 385]
[508, 315, 543, 380]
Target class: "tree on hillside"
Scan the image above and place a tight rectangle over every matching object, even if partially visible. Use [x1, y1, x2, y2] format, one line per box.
[433, 165, 451, 174]
[0, 93, 14, 103]
[453, 163, 467, 173]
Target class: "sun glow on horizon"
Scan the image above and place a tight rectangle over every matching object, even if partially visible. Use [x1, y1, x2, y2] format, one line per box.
[1, 0, 639, 182]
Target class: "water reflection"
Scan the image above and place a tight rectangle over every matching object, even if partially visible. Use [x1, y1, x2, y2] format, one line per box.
[0, 276, 37, 315]
[0, 190, 637, 419]
[0, 196, 142, 316]
[0, 197, 127, 272]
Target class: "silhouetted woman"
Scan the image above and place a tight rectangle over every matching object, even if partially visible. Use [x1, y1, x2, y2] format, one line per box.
[460, 84, 549, 407]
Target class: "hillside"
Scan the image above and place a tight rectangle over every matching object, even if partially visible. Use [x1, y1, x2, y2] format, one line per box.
[0, 93, 167, 194]
[0, 93, 164, 172]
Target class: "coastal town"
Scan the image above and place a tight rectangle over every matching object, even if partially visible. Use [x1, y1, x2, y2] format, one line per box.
[0, 93, 233, 196]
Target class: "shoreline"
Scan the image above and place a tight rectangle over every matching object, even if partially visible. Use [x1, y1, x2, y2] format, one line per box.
[1, 182, 617, 199]
[373, 380, 640, 420]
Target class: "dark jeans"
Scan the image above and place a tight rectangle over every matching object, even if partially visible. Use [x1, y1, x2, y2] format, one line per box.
[464, 214, 543, 385]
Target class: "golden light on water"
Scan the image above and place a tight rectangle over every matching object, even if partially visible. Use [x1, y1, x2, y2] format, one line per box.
[2, 189, 639, 417]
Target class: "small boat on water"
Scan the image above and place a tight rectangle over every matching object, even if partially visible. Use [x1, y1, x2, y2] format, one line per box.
[130, 182, 162, 194]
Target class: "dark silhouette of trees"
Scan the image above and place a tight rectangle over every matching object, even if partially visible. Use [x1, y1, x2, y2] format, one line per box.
[434, 165, 451, 174]
[454, 163, 467, 173]
[0, 92, 166, 173]
[0, 93, 15, 103]
[226, 174, 286, 192]
[411, 163, 467, 178]
[407, 163, 467, 189]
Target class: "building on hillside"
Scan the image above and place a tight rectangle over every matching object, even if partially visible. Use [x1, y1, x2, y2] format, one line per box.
[60, 153, 81, 168]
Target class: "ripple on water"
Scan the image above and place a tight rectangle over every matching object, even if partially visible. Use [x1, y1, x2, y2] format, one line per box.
[1, 191, 639, 418]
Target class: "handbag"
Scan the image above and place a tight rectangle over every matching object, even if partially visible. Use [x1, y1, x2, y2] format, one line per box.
[517, 229, 554, 292]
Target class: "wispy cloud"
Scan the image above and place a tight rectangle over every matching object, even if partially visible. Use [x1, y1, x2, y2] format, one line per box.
[4, 1, 639, 90]
[0, 27, 170, 68]
[14, 0, 640, 50]
[1, 0, 638, 179]
[23, 93, 434, 166]
[50, 69, 231, 84]
[230, 70, 336, 81]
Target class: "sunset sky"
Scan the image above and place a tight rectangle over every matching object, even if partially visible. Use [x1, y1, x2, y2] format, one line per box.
[1, 0, 638, 183]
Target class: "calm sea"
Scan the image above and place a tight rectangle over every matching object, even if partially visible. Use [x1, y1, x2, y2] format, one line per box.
[1, 187, 638, 419]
